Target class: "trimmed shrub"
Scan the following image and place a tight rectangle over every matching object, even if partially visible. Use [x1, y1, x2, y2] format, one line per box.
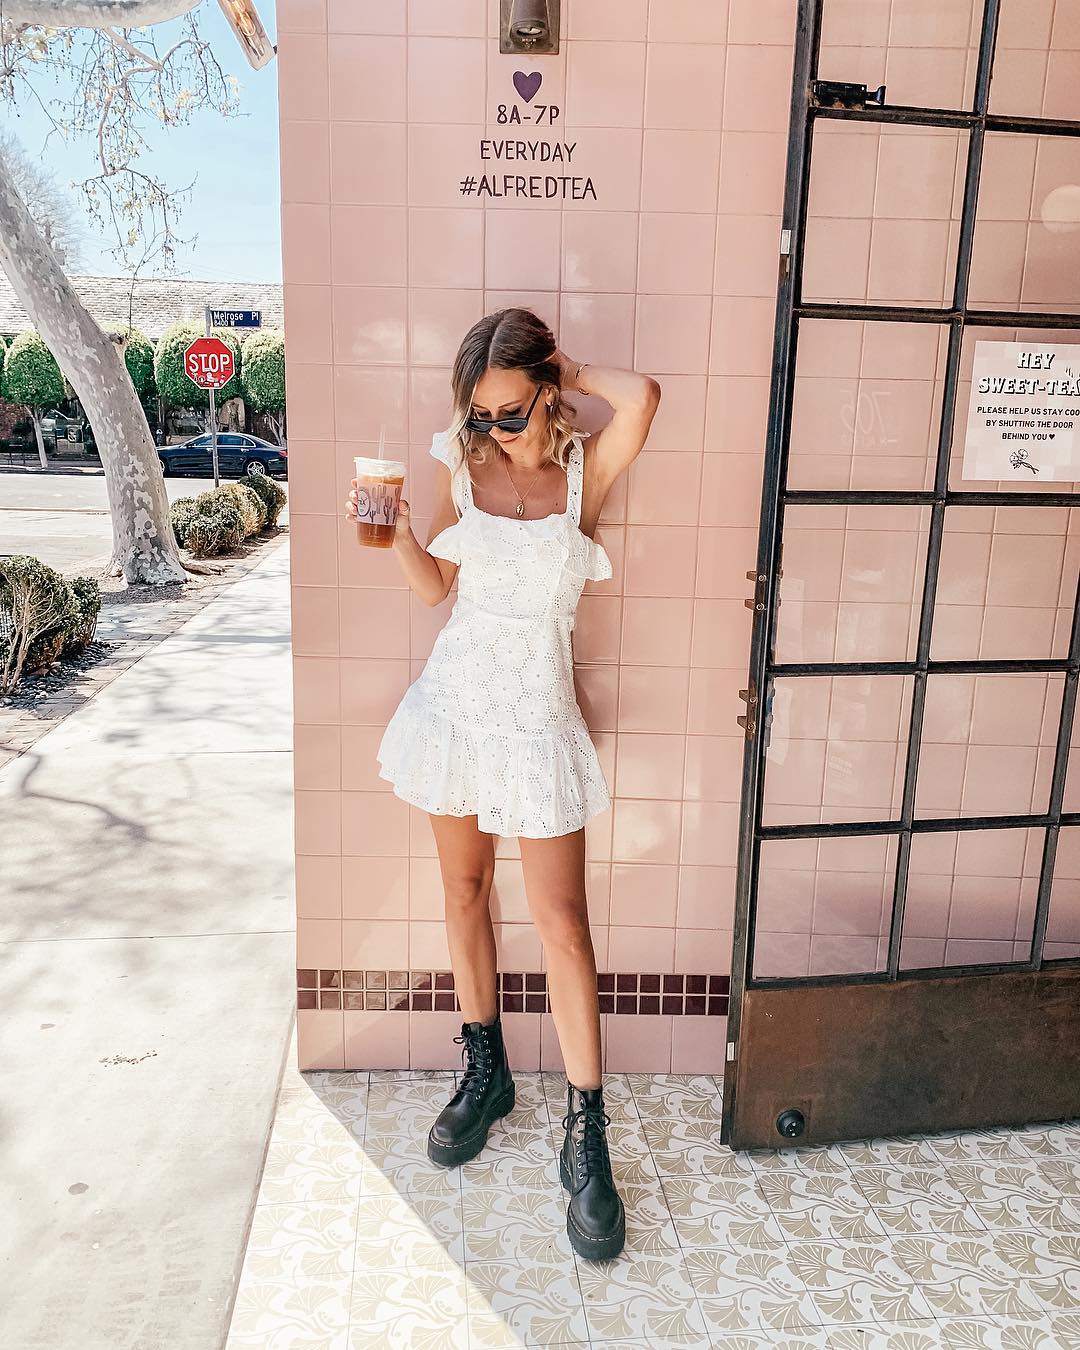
[184, 515, 224, 559]
[244, 471, 287, 528]
[63, 576, 102, 657]
[220, 481, 266, 534]
[0, 556, 100, 691]
[212, 501, 245, 552]
[169, 496, 200, 548]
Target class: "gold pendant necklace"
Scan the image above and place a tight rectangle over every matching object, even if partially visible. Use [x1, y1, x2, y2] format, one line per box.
[501, 452, 544, 517]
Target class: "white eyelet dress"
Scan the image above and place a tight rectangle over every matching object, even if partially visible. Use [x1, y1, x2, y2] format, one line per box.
[376, 428, 613, 838]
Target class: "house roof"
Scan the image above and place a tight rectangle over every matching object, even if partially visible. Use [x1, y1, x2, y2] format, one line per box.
[0, 274, 283, 341]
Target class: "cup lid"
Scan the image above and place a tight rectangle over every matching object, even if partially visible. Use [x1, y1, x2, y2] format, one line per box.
[353, 455, 407, 477]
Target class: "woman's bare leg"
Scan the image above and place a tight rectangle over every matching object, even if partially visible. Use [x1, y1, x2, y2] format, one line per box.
[518, 828, 602, 1090]
[429, 813, 498, 1024]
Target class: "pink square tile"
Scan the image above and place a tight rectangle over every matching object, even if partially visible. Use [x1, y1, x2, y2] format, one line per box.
[483, 291, 559, 330]
[487, 51, 567, 117]
[678, 865, 737, 930]
[331, 122, 407, 205]
[575, 664, 620, 732]
[803, 216, 872, 303]
[408, 208, 484, 286]
[293, 656, 342, 724]
[699, 453, 762, 524]
[408, 124, 488, 207]
[279, 0, 327, 33]
[718, 132, 788, 215]
[688, 669, 746, 735]
[808, 127, 878, 218]
[723, 46, 795, 132]
[290, 513, 339, 586]
[615, 733, 686, 798]
[295, 789, 342, 855]
[328, 0, 405, 32]
[869, 218, 952, 306]
[569, 0, 648, 39]
[341, 792, 411, 856]
[618, 665, 690, 733]
[410, 367, 456, 445]
[291, 585, 340, 657]
[691, 599, 753, 668]
[295, 723, 342, 793]
[496, 922, 542, 969]
[281, 121, 330, 204]
[411, 592, 452, 661]
[560, 293, 637, 370]
[637, 213, 717, 295]
[574, 595, 622, 663]
[681, 802, 740, 867]
[297, 1010, 346, 1071]
[714, 215, 783, 298]
[341, 725, 394, 792]
[281, 204, 331, 285]
[674, 927, 735, 975]
[409, 856, 444, 920]
[605, 1014, 673, 1072]
[339, 588, 411, 659]
[408, 36, 485, 122]
[709, 297, 777, 377]
[562, 212, 639, 292]
[624, 525, 697, 596]
[645, 43, 726, 131]
[340, 658, 411, 723]
[875, 129, 964, 220]
[641, 130, 722, 212]
[333, 366, 408, 441]
[648, 0, 727, 42]
[609, 863, 679, 926]
[612, 798, 683, 863]
[500, 1013, 541, 1073]
[483, 209, 561, 291]
[337, 509, 410, 587]
[296, 855, 343, 920]
[343, 918, 410, 967]
[695, 527, 759, 600]
[297, 915, 343, 967]
[620, 597, 693, 666]
[643, 376, 707, 452]
[671, 1016, 727, 1076]
[408, 0, 486, 36]
[683, 735, 743, 803]
[284, 286, 332, 365]
[556, 128, 643, 212]
[608, 925, 675, 972]
[409, 1012, 466, 1069]
[331, 287, 407, 364]
[728, 0, 796, 44]
[566, 41, 647, 126]
[343, 1010, 409, 1070]
[635, 295, 711, 375]
[330, 206, 407, 286]
[284, 362, 334, 442]
[278, 32, 329, 119]
[329, 35, 406, 121]
[408, 289, 484, 365]
[540, 1012, 566, 1071]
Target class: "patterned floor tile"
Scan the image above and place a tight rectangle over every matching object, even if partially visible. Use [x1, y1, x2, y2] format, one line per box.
[359, 1132, 462, 1198]
[631, 1083, 725, 1126]
[351, 1191, 464, 1272]
[935, 1313, 1065, 1348]
[464, 1254, 589, 1346]
[618, 1180, 682, 1256]
[347, 1267, 470, 1348]
[1036, 1158, 1080, 1198]
[889, 1234, 1048, 1320]
[704, 1331, 828, 1349]
[747, 1145, 854, 1178]
[683, 1242, 819, 1334]
[756, 1171, 889, 1242]
[366, 1078, 456, 1115]
[642, 1117, 756, 1178]
[787, 1238, 936, 1328]
[943, 1162, 1080, 1232]
[242, 1201, 358, 1281]
[226, 1276, 350, 1349]
[982, 1232, 1080, 1313]
[259, 1140, 364, 1205]
[925, 1128, 1041, 1166]
[462, 1182, 574, 1265]
[576, 1249, 708, 1344]
[1047, 1310, 1080, 1346]
[627, 1071, 719, 1099]
[832, 1138, 942, 1169]
[1007, 1121, 1080, 1161]
[661, 1173, 787, 1250]
[825, 1321, 943, 1349]
[848, 1164, 986, 1236]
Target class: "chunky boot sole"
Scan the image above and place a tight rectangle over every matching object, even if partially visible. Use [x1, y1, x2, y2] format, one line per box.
[426, 1080, 516, 1167]
[559, 1151, 627, 1261]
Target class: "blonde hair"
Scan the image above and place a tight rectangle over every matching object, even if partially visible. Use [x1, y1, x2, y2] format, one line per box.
[446, 308, 578, 473]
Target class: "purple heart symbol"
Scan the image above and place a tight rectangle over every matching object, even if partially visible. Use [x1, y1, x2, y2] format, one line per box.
[513, 70, 542, 103]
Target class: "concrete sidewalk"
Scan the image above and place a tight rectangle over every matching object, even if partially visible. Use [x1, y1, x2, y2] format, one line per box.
[0, 540, 296, 1350]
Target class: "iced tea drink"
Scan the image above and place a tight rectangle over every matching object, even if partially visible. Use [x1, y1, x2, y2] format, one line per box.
[353, 455, 406, 548]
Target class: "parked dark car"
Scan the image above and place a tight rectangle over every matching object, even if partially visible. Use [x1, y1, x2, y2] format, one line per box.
[159, 433, 288, 480]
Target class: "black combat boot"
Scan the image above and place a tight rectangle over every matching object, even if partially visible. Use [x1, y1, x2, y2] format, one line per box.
[426, 1014, 515, 1167]
[559, 1082, 626, 1260]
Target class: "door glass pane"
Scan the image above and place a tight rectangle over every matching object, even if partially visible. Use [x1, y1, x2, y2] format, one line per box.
[990, 3, 1080, 121]
[901, 826, 1042, 968]
[916, 673, 1063, 819]
[930, 506, 1079, 662]
[803, 120, 967, 309]
[762, 675, 913, 827]
[788, 319, 949, 492]
[755, 834, 898, 979]
[819, 0, 981, 111]
[775, 504, 930, 663]
[1047, 827, 1080, 959]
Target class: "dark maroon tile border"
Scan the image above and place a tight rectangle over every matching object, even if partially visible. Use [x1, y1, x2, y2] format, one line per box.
[297, 968, 730, 1016]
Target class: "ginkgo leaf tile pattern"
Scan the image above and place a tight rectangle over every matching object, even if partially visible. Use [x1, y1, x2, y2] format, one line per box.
[225, 1057, 1080, 1349]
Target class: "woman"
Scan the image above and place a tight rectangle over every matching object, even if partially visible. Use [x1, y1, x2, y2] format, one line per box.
[344, 307, 660, 1261]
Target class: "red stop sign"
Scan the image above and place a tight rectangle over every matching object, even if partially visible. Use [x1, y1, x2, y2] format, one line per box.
[184, 336, 235, 390]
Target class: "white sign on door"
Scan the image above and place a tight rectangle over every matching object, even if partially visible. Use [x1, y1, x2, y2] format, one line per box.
[962, 340, 1080, 481]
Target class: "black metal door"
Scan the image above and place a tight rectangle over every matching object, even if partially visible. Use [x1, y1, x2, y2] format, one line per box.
[722, 0, 1080, 1150]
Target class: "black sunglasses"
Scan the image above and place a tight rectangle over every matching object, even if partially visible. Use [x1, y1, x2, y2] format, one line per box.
[465, 384, 544, 435]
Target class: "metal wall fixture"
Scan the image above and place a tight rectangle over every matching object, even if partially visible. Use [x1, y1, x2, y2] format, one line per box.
[501, 0, 560, 54]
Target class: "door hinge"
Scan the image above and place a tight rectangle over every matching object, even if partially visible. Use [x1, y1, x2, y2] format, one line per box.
[737, 685, 758, 739]
[744, 568, 768, 614]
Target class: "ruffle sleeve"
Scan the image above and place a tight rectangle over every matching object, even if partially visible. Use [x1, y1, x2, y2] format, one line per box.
[426, 521, 463, 566]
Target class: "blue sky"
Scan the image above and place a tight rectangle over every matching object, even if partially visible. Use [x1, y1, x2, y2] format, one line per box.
[8, 0, 282, 283]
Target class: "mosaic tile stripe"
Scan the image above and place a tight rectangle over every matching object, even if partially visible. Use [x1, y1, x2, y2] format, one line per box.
[296, 968, 730, 1016]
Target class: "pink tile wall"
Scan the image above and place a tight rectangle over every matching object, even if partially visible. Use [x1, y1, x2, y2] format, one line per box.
[280, 0, 796, 1071]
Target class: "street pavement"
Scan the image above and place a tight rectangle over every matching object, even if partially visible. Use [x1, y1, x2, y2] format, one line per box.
[0, 538, 296, 1350]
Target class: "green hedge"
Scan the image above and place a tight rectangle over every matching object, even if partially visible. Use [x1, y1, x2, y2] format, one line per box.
[170, 477, 287, 559]
[0, 556, 101, 692]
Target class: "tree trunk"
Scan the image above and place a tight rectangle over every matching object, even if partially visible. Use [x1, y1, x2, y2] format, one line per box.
[0, 151, 187, 585]
[31, 411, 47, 471]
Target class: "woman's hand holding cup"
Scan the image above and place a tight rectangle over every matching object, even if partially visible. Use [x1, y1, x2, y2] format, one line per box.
[346, 480, 411, 547]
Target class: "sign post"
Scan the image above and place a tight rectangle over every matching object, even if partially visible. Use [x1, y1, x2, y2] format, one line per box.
[183, 325, 237, 488]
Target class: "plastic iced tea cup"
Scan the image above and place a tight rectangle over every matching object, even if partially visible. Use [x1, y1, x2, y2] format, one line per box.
[353, 455, 407, 548]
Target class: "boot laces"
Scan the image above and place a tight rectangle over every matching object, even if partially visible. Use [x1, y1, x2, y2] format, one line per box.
[562, 1099, 612, 1181]
[453, 1026, 494, 1097]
